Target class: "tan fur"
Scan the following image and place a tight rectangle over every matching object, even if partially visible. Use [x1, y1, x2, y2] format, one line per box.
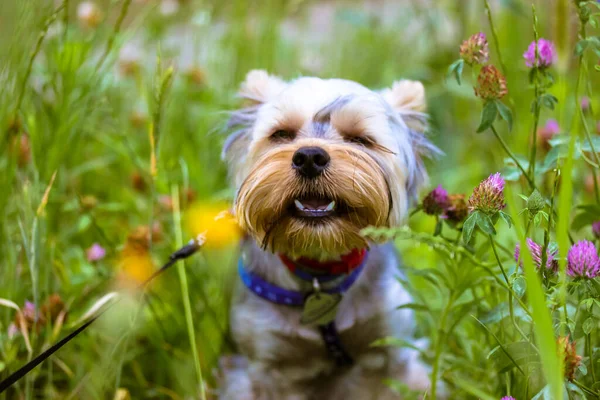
[220, 71, 441, 399]
[235, 138, 394, 259]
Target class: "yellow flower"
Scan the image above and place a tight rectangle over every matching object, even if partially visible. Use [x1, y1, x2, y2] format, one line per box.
[185, 203, 241, 249]
[116, 225, 161, 288]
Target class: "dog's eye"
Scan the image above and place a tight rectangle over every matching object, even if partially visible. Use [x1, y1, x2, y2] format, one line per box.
[346, 135, 374, 146]
[270, 130, 296, 141]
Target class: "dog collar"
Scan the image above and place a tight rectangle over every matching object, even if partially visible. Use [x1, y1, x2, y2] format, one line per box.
[237, 253, 367, 306]
[279, 248, 367, 282]
[237, 252, 368, 366]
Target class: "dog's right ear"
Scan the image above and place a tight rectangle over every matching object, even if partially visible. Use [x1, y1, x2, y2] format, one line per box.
[238, 69, 287, 104]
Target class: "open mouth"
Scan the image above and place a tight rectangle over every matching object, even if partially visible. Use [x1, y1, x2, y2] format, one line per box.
[292, 197, 337, 218]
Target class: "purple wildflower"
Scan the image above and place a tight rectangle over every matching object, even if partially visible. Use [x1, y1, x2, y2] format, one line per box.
[514, 238, 558, 272]
[524, 39, 557, 68]
[544, 119, 560, 135]
[593, 221, 600, 239]
[501, 397, 516, 400]
[567, 240, 600, 279]
[581, 96, 590, 111]
[468, 173, 506, 214]
[7, 323, 19, 339]
[537, 119, 560, 150]
[422, 185, 450, 215]
[86, 243, 106, 262]
[459, 32, 490, 66]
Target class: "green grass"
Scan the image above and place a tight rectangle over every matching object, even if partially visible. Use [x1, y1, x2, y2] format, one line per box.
[1, 0, 600, 399]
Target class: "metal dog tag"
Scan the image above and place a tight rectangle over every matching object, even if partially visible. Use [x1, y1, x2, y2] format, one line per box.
[300, 292, 342, 325]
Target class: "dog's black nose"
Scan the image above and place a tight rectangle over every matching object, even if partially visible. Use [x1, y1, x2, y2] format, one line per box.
[292, 147, 330, 178]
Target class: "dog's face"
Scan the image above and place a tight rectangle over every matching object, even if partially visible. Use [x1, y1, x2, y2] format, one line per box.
[224, 71, 436, 259]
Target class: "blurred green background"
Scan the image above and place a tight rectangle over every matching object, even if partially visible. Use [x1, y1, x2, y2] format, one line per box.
[1, 0, 599, 399]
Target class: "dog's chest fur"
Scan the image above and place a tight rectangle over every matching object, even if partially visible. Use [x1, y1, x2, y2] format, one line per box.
[230, 241, 415, 384]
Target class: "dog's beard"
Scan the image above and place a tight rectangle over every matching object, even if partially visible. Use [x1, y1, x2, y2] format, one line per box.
[234, 143, 395, 260]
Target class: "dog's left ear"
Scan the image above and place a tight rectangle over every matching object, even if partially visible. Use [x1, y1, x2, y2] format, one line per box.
[381, 80, 438, 204]
[380, 79, 426, 113]
[380, 80, 427, 132]
[238, 69, 287, 105]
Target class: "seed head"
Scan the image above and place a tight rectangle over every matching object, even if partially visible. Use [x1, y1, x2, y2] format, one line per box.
[557, 336, 582, 381]
[443, 194, 468, 224]
[459, 32, 490, 66]
[77, 2, 103, 29]
[468, 173, 506, 214]
[474, 65, 508, 100]
[422, 185, 450, 216]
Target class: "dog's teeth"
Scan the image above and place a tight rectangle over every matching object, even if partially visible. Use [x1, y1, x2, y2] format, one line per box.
[294, 199, 305, 210]
[325, 201, 336, 211]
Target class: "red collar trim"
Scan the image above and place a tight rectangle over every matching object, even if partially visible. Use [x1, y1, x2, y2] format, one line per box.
[279, 248, 368, 275]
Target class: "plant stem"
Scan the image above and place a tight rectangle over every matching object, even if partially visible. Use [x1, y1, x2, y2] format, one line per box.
[62, 0, 69, 42]
[528, 5, 541, 179]
[95, 0, 133, 71]
[575, 8, 600, 205]
[430, 291, 454, 400]
[489, 236, 529, 341]
[490, 124, 536, 190]
[484, 0, 508, 77]
[587, 333, 597, 384]
[14, 3, 65, 118]
[541, 169, 559, 279]
[572, 379, 599, 397]
[171, 185, 206, 400]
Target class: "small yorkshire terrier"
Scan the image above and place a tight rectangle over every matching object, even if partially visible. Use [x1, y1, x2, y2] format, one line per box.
[219, 70, 439, 399]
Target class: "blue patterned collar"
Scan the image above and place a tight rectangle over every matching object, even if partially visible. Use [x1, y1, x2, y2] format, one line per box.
[237, 253, 368, 307]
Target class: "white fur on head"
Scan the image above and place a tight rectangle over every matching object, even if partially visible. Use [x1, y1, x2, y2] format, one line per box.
[380, 79, 427, 115]
[224, 74, 439, 254]
[239, 70, 287, 104]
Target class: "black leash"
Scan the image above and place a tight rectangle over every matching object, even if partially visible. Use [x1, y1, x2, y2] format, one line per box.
[0, 235, 204, 394]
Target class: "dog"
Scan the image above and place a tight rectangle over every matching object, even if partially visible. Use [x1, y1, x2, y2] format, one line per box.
[218, 70, 439, 399]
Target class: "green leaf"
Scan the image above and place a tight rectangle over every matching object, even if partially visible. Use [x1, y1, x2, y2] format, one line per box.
[575, 39, 590, 56]
[506, 185, 564, 400]
[370, 337, 422, 352]
[538, 93, 559, 110]
[451, 377, 497, 400]
[499, 211, 513, 228]
[396, 303, 430, 312]
[571, 204, 600, 230]
[502, 165, 522, 181]
[582, 317, 595, 335]
[488, 341, 539, 373]
[476, 101, 498, 133]
[447, 59, 465, 85]
[495, 100, 513, 131]
[433, 219, 442, 236]
[512, 276, 527, 298]
[579, 135, 600, 153]
[462, 212, 477, 243]
[476, 213, 497, 236]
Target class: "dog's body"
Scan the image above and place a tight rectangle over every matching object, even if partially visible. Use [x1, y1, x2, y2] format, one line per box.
[219, 71, 437, 399]
[220, 240, 430, 399]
